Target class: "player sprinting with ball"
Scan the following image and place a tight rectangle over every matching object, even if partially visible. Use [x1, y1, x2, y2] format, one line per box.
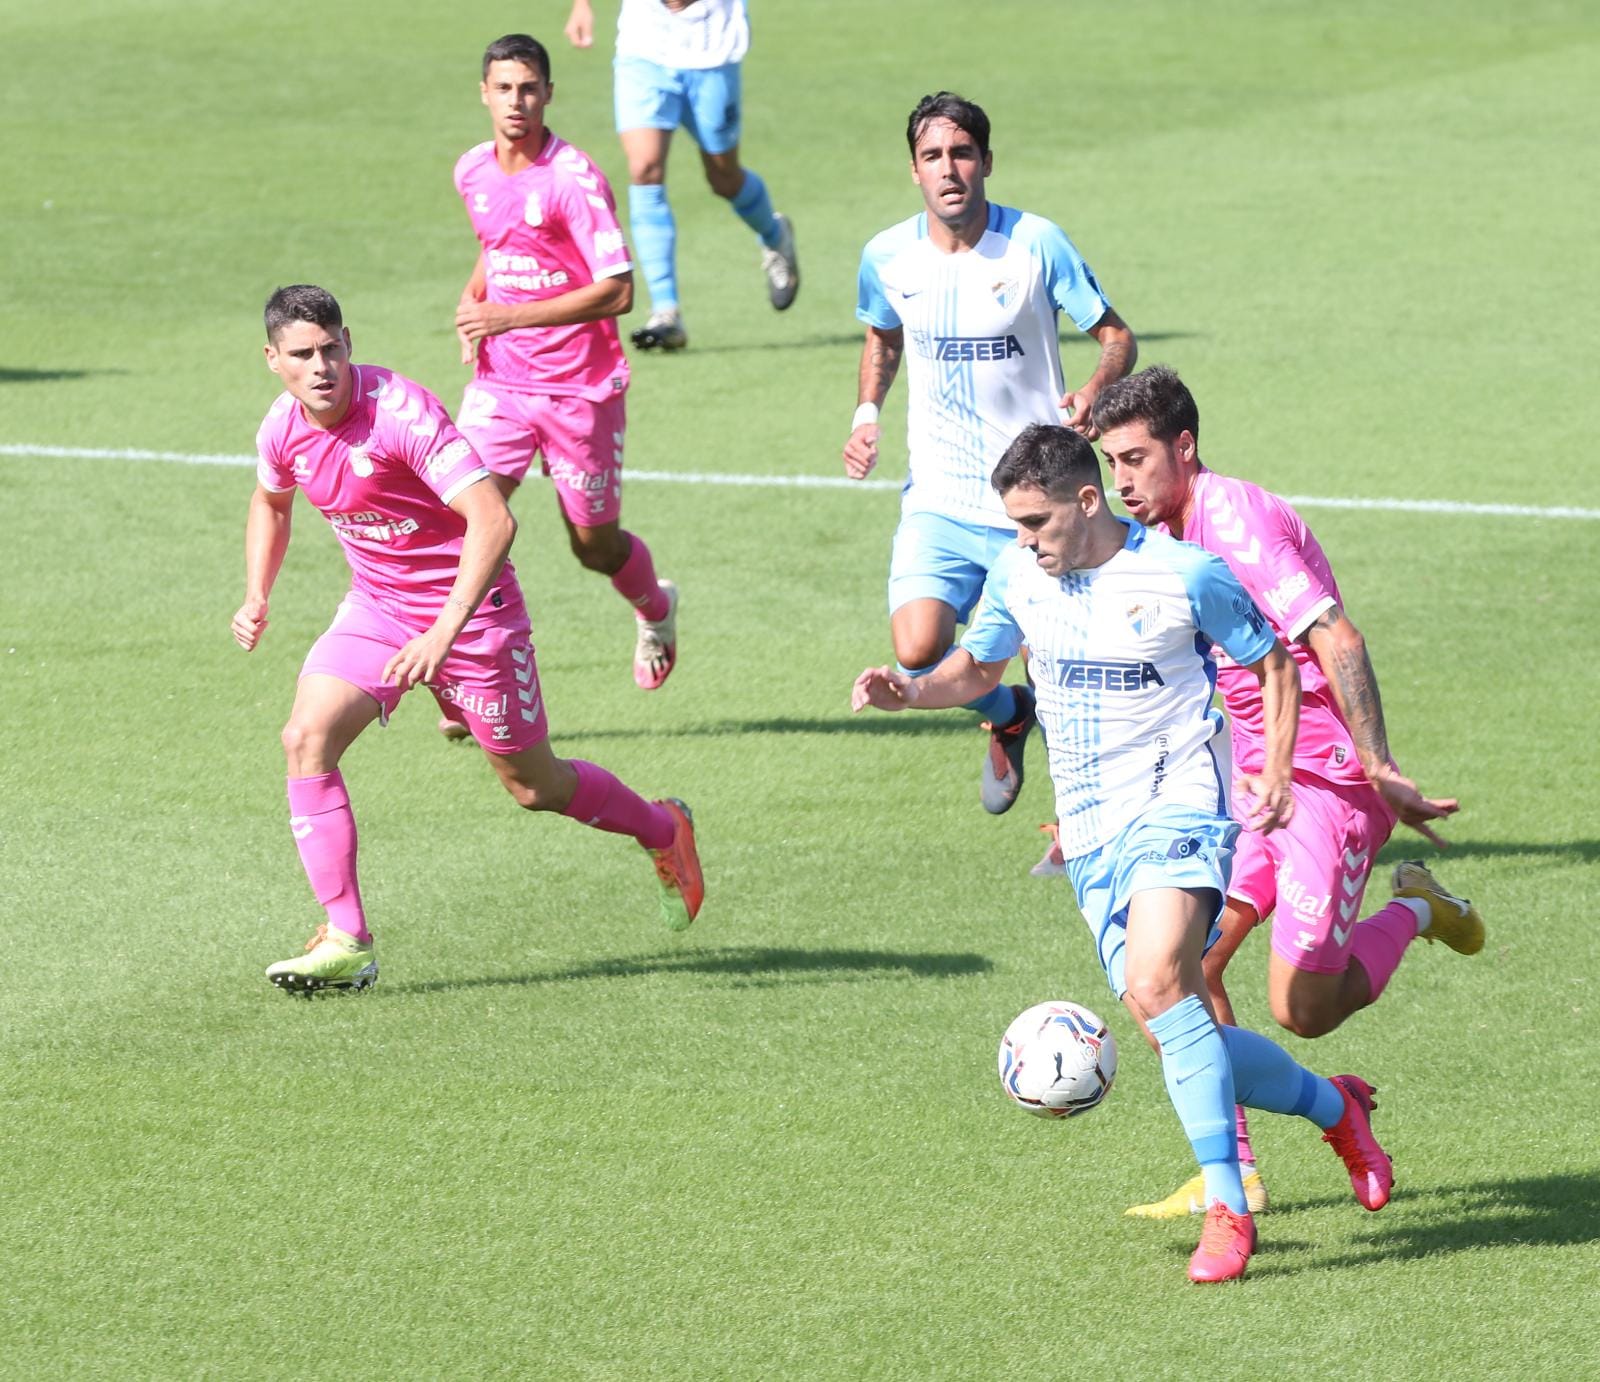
[853, 424, 1392, 1283]
[235, 285, 703, 994]
[453, 33, 680, 703]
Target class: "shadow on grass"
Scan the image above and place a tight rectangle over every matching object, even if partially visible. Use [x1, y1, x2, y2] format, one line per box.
[1174, 1173, 1600, 1277]
[390, 944, 993, 995]
[556, 714, 980, 741]
[0, 366, 129, 383]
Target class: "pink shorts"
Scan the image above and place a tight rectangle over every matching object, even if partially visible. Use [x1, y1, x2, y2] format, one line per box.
[457, 383, 626, 527]
[1230, 772, 1397, 974]
[300, 588, 549, 755]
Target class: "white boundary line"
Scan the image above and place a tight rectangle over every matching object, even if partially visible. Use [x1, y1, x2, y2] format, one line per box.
[4, 442, 1597, 520]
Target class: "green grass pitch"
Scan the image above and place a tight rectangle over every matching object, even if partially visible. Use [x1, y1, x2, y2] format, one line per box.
[3, 1, 1599, 1375]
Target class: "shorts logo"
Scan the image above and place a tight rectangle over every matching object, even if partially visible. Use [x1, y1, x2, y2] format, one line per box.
[492, 725, 511, 742]
[523, 192, 543, 227]
[458, 387, 496, 431]
[347, 446, 373, 478]
[1166, 836, 1204, 860]
[933, 335, 1025, 362]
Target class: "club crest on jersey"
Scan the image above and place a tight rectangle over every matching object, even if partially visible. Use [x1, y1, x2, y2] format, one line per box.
[990, 277, 1019, 308]
[1125, 601, 1158, 636]
[523, 192, 543, 227]
[292, 454, 312, 479]
[347, 446, 373, 478]
[473, 192, 489, 214]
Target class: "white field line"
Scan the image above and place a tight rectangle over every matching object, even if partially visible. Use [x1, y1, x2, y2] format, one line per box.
[3, 442, 1598, 520]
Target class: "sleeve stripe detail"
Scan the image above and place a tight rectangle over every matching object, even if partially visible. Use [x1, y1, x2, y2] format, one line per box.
[1284, 595, 1337, 641]
[439, 468, 492, 506]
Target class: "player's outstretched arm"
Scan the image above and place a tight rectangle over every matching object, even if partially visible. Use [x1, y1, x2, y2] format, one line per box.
[1062, 308, 1137, 440]
[455, 274, 634, 360]
[851, 650, 1004, 714]
[382, 478, 518, 690]
[1302, 605, 1459, 844]
[1237, 639, 1300, 833]
[564, 0, 595, 47]
[231, 485, 295, 651]
[843, 326, 904, 479]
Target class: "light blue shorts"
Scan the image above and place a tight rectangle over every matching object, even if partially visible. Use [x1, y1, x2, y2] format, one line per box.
[888, 510, 1017, 621]
[614, 55, 741, 154]
[1065, 804, 1241, 1000]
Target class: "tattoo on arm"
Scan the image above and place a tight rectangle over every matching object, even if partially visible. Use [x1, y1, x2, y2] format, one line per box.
[1307, 607, 1392, 767]
[860, 330, 903, 406]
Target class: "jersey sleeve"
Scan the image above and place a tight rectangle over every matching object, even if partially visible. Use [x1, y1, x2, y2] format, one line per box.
[554, 155, 632, 281]
[960, 551, 1026, 664]
[855, 237, 901, 330]
[1207, 482, 1338, 641]
[254, 400, 296, 493]
[1175, 543, 1279, 667]
[374, 375, 490, 505]
[1025, 217, 1112, 332]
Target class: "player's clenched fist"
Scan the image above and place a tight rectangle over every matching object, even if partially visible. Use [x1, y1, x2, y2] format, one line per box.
[232, 597, 269, 651]
[843, 423, 880, 480]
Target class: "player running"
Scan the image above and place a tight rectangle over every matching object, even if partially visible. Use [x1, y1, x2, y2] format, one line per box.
[853, 424, 1392, 1284]
[454, 33, 680, 700]
[843, 91, 1136, 815]
[235, 285, 703, 995]
[563, 0, 799, 350]
[1090, 366, 1482, 1219]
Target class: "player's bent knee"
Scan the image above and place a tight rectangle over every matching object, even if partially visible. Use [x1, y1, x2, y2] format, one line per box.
[1124, 973, 1184, 1025]
[280, 718, 335, 773]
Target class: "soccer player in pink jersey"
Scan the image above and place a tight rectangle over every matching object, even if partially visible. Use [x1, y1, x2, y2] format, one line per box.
[233, 285, 703, 995]
[452, 33, 679, 702]
[1087, 365, 1483, 1216]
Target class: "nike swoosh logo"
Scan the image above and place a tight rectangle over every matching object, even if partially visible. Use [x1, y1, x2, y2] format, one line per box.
[899, 289, 922, 298]
[1175, 1063, 1214, 1086]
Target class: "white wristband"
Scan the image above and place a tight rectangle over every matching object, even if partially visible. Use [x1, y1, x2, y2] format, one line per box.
[851, 402, 880, 431]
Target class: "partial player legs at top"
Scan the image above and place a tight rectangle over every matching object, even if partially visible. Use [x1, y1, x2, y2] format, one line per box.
[617, 55, 797, 353]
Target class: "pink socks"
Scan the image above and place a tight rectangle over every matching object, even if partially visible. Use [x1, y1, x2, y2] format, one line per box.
[1349, 898, 1429, 1002]
[610, 533, 670, 621]
[1235, 1105, 1256, 1166]
[287, 771, 369, 942]
[562, 759, 673, 850]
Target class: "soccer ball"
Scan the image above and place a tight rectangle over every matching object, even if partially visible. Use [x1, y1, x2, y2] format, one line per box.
[998, 1000, 1118, 1118]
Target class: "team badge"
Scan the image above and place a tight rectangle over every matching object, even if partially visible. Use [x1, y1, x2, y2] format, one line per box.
[292, 454, 311, 479]
[348, 446, 373, 478]
[1126, 601, 1157, 636]
[473, 192, 489, 214]
[523, 192, 543, 227]
[991, 277, 1019, 308]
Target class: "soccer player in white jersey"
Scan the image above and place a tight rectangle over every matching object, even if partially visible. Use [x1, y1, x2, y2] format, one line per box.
[1086, 366, 1483, 1219]
[844, 92, 1137, 815]
[454, 34, 680, 701]
[852, 425, 1392, 1283]
[235, 286, 703, 995]
[564, 0, 799, 350]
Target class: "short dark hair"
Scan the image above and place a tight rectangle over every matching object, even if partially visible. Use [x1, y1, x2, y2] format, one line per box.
[483, 33, 551, 83]
[264, 284, 342, 343]
[992, 424, 1102, 500]
[1091, 365, 1199, 444]
[906, 91, 990, 159]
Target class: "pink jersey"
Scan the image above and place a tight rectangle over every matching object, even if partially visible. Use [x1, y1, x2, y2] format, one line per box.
[256, 364, 524, 626]
[1176, 468, 1365, 785]
[455, 133, 632, 403]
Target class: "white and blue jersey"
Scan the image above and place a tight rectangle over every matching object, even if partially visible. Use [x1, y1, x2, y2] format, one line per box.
[856, 202, 1111, 529]
[961, 521, 1278, 859]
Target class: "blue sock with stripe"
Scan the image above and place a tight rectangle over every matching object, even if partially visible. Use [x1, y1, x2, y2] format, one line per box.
[1221, 1026, 1345, 1128]
[1147, 995, 1247, 1214]
[730, 170, 780, 247]
[627, 183, 678, 311]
